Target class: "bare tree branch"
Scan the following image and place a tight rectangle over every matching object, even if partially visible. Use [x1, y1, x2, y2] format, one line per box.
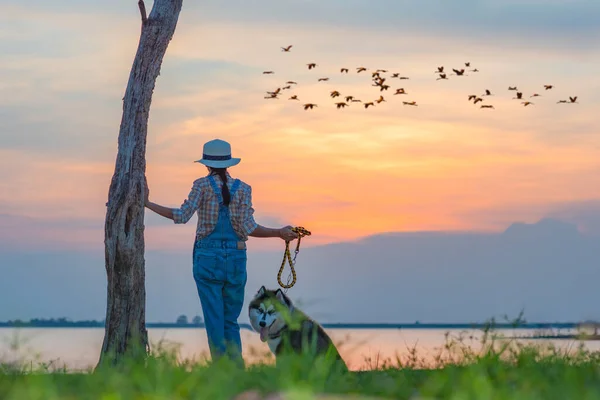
[138, 0, 148, 25]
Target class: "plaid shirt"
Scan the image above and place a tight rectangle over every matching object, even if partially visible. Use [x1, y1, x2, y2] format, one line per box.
[172, 172, 258, 241]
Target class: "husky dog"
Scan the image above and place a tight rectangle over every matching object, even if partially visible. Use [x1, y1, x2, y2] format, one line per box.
[248, 286, 347, 370]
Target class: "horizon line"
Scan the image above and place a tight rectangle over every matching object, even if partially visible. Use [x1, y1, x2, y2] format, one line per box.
[1, 319, 596, 327]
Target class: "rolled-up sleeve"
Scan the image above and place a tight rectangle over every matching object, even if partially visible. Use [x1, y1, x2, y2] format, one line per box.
[240, 186, 259, 235]
[172, 181, 203, 224]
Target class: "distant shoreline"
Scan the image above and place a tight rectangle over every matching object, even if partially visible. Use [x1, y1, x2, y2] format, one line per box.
[0, 322, 583, 330]
[507, 334, 600, 341]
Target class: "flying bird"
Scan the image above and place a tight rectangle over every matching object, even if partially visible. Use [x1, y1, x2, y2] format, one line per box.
[375, 69, 388, 73]
[307, 63, 317, 70]
[544, 85, 553, 90]
[483, 89, 492, 96]
[286, 81, 298, 85]
[345, 95, 355, 102]
[555, 96, 578, 103]
[330, 90, 341, 98]
[303, 103, 317, 110]
[379, 85, 390, 91]
[480, 105, 494, 109]
[263, 71, 274, 74]
[281, 45, 293, 52]
[470, 68, 479, 72]
[394, 88, 407, 95]
[465, 62, 470, 67]
[340, 68, 349, 73]
[356, 67, 367, 73]
[282, 85, 291, 90]
[335, 102, 348, 109]
[398, 76, 410, 80]
[468, 95, 477, 101]
[435, 66, 444, 73]
[403, 101, 417, 106]
[521, 101, 534, 106]
[452, 68, 466, 76]
[473, 97, 483, 104]
[391, 73, 400, 78]
[264, 90, 279, 99]
[436, 73, 448, 80]
[289, 95, 299, 100]
[318, 77, 330, 82]
[530, 93, 540, 98]
[364, 102, 375, 108]
[513, 92, 523, 100]
[376, 95, 386, 104]
[508, 87, 518, 91]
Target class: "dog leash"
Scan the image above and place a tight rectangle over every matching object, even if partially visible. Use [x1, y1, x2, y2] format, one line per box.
[277, 226, 311, 292]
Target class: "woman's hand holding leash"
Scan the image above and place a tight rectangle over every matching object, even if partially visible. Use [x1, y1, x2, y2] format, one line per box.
[278, 225, 299, 242]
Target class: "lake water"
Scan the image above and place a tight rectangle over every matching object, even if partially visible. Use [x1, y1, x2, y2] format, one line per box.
[1, 327, 598, 371]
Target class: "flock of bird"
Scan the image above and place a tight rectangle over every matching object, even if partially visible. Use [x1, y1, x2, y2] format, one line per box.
[465, 85, 578, 109]
[261, 45, 580, 111]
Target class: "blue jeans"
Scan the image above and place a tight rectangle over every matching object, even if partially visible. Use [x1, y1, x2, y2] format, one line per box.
[193, 243, 247, 366]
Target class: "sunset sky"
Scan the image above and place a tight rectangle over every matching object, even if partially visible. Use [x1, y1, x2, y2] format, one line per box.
[1, 0, 599, 254]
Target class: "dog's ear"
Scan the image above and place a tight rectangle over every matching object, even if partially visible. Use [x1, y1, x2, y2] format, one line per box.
[274, 289, 290, 306]
[255, 286, 266, 298]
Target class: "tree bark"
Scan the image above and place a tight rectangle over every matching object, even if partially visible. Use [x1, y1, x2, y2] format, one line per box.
[97, 0, 183, 369]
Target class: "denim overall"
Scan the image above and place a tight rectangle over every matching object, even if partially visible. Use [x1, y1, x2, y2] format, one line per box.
[193, 175, 247, 367]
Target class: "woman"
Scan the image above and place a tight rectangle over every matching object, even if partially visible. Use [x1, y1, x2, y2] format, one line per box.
[144, 138, 298, 367]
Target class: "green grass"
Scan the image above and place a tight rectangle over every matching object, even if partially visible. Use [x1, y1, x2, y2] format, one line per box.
[1, 326, 600, 400]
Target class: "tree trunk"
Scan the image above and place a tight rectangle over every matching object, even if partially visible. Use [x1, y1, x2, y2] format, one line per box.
[97, 0, 183, 369]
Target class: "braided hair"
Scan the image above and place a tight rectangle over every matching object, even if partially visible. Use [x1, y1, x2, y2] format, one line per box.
[209, 167, 231, 206]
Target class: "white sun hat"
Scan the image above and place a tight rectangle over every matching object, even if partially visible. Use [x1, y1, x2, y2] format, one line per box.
[194, 139, 241, 168]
